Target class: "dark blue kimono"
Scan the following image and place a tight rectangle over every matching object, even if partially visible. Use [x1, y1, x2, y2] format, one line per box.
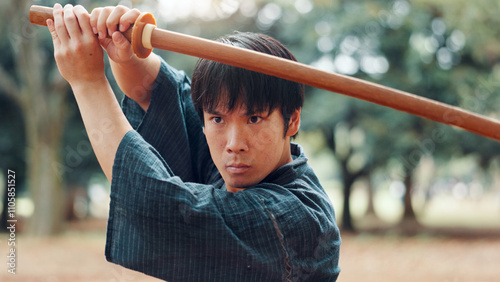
[105, 56, 341, 281]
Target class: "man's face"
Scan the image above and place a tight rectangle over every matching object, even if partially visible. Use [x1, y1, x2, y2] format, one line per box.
[203, 105, 299, 193]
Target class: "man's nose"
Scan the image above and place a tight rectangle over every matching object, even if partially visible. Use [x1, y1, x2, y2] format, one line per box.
[226, 125, 249, 153]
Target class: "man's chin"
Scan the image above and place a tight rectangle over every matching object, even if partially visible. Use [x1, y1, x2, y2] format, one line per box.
[225, 179, 258, 190]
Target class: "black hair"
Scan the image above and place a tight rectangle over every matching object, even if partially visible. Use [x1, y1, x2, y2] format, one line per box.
[191, 32, 304, 137]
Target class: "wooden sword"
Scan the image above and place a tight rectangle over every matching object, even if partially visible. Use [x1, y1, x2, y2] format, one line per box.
[29, 5, 500, 142]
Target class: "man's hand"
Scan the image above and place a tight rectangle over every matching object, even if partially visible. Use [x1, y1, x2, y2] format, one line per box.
[47, 4, 105, 87]
[90, 6, 141, 64]
[82, 5, 161, 111]
[47, 4, 134, 182]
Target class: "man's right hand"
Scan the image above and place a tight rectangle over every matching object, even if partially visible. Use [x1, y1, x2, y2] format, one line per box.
[89, 5, 161, 111]
[90, 6, 141, 64]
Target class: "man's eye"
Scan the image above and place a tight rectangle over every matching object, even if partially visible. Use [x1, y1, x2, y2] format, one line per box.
[211, 117, 223, 124]
[249, 116, 262, 124]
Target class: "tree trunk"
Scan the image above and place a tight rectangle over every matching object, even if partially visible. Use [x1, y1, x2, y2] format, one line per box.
[402, 170, 416, 220]
[341, 160, 355, 231]
[25, 111, 65, 236]
[5, 0, 69, 236]
[1, 188, 10, 231]
[398, 167, 421, 233]
[365, 175, 376, 216]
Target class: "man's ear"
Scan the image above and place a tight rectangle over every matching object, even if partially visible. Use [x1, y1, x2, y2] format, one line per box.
[286, 109, 301, 137]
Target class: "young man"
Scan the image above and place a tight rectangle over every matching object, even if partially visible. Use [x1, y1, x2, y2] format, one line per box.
[47, 4, 341, 281]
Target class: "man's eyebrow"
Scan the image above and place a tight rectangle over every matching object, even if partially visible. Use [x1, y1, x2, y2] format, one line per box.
[205, 106, 270, 116]
[246, 108, 271, 117]
[205, 108, 224, 115]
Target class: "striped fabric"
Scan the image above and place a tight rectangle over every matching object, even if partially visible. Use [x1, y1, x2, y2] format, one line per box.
[105, 56, 341, 281]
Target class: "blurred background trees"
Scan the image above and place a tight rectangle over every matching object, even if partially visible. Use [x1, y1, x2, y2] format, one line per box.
[1, 0, 499, 236]
[0, 0, 70, 236]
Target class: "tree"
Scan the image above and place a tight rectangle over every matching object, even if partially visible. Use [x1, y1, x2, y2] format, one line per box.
[258, 0, 500, 230]
[0, 0, 72, 235]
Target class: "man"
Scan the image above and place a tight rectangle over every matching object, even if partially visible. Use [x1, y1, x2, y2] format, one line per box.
[47, 3, 341, 281]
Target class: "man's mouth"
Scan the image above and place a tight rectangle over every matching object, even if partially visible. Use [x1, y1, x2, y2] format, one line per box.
[225, 163, 251, 174]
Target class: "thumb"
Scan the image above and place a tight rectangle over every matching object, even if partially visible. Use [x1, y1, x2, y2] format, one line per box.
[99, 37, 113, 51]
[112, 31, 132, 51]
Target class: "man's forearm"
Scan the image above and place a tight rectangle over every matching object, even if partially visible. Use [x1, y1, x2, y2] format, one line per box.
[71, 78, 133, 182]
[110, 54, 161, 111]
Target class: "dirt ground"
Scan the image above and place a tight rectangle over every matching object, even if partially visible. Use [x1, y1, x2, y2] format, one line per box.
[1, 218, 499, 282]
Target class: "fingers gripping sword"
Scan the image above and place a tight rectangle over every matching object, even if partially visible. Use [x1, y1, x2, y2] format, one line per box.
[29, 5, 500, 142]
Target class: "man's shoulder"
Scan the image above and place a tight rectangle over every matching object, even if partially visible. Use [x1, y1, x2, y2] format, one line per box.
[250, 142, 336, 217]
[259, 142, 318, 189]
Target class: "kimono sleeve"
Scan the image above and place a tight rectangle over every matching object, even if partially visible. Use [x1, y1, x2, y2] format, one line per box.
[120, 56, 216, 184]
[106, 131, 291, 281]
